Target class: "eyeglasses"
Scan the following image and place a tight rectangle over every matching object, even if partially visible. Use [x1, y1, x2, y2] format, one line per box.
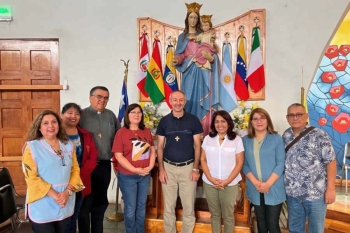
[287, 113, 305, 119]
[60, 156, 67, 166]
[129, 111, 142, 115]
[252, 117, 266, 122]
[92, 95, 109, 101]
[54, 149, 67, 166]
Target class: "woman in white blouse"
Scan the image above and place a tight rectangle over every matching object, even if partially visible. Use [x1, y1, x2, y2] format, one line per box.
[200, 110, 244, 233]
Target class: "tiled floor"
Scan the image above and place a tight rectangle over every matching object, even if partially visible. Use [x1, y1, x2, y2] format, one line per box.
[104, 186, 350, 233]
[0, 205, 127, 233]
[2, 186, 348, 233]
[103, 205, 126, 233]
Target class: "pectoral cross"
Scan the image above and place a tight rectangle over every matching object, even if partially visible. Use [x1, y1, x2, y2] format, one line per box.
[175, 136, 180, 141]
[98, 133, 102, 138]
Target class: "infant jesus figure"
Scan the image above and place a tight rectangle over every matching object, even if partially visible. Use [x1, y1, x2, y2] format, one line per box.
[188, 14, 217, 70]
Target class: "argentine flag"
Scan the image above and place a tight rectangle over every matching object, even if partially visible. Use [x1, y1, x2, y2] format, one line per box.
[219, 42, 238, 111]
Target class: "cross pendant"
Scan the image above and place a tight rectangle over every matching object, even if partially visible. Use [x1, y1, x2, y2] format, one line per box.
[175, 136, 180, 141]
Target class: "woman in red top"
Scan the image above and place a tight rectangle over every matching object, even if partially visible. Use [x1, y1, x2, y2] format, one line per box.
[112, 103, 156, 233]
[61, 103, 98, 233]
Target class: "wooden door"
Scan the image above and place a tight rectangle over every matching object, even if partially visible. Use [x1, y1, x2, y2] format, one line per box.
[0, 39, 61, 195]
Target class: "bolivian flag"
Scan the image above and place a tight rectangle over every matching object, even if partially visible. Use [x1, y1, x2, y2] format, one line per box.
[145, 39, 165, 104]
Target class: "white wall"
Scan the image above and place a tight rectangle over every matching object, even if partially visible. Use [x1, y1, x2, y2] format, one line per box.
[1, 0, 349, 203]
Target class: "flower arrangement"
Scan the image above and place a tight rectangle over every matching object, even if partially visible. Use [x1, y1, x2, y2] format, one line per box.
[232, 101, 259, 130]
[139, 102, 163, 133]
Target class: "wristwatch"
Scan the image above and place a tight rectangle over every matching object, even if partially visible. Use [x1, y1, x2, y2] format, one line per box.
[192, 168, 199, 172]
[67, 189, 73, 196]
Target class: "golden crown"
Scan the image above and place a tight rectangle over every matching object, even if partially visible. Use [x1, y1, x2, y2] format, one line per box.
[185, 2, 202, 13]
[201, 14, 212, 23]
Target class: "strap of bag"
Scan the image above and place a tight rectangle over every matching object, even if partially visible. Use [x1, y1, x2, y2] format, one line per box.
[285, 126, 315, 153]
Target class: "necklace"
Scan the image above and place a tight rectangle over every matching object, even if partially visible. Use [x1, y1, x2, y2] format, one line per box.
[219, 134, 226, 141]
[52, 148, 62, 156]
[174, 119, 182, 142]
[44, 139, 67, 166]
[130, 127, 139, 136]
[45, 139, 63, 157]
[255, 137, 264, 145]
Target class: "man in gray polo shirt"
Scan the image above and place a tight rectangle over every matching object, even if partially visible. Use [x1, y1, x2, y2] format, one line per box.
[78, 86, 120, 233]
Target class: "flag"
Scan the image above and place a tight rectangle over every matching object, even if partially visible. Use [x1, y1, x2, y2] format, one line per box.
[302, 88, 310, 122]
[145, 39, 165, 104]
[234, 35, 249, 100]
[247, 27, 265, 92]
[219, 42, 237, 111]
[117, 79, 128, 125]
[163, 44, 178, 108]
[137, 33, 150, 97]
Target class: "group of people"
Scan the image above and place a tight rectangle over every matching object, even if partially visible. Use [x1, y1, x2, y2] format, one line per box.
[22, 86, 121, 233]
[22, 86, 336, 233]
[20, 3, 336, 233]
[161, 3, 336, 233]
[155, 91, 336, 233]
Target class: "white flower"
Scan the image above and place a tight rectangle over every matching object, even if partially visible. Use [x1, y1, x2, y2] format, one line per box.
[231, 101, 259, 130]
[140, 102, 163, 130]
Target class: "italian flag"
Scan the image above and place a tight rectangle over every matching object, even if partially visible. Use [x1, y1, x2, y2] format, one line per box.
[247, 27, 265, 92]
[145, 39, 165, 104]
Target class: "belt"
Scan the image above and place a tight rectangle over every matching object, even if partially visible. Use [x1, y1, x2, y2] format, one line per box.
[163, 158, 194, 167]
[98, 160, 111, 164]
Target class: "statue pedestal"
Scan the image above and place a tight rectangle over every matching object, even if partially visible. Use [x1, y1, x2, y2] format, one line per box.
[145, 164, 251, 232]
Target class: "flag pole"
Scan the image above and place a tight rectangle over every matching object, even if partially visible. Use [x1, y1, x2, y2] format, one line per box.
[121, 59, 130, 86]
[301, 66, 304, 105]
[106, 59, 129, 223]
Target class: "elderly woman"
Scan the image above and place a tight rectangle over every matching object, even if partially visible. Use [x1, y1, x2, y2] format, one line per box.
[174, 2, 220, 135]
[200, 110, 244, 233]
[242, 108, 286, 233]
[112, 103, 156, 233]
[22, 110, 84, 233]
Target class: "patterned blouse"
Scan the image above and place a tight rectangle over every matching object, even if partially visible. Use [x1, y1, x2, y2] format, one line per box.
[282, 125, 335, 201]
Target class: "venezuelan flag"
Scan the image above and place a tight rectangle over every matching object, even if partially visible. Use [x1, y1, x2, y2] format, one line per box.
[234, 35, 249, 100]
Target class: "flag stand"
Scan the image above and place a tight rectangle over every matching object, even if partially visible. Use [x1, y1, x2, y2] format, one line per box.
[106, 181, 124, 222]
[106, 59, 130, 223]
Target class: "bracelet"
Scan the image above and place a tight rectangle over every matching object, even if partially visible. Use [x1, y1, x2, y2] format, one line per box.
[66, 189, 73, 196]
[192, 168, 199, 172]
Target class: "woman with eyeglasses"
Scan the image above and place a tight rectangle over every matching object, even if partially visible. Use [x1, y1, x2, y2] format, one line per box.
[61, 103, 98, 233]
[22, 110, 84, 233]
[112, 103, 156, 233]
[242, 108, 286, 233]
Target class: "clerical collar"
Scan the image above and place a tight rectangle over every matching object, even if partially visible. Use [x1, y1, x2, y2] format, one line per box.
[88, 106, 104, 114]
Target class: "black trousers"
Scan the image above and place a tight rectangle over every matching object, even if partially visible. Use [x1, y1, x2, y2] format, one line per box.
[30, 217, 69, 233]
[253, 193, 283, 233]
[78, 161, 111, 233]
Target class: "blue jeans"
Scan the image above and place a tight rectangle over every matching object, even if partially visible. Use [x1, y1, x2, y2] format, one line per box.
[118, 172, 150, 233]
[66, 191, 84, 233]
[286, 195, 327, 233]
